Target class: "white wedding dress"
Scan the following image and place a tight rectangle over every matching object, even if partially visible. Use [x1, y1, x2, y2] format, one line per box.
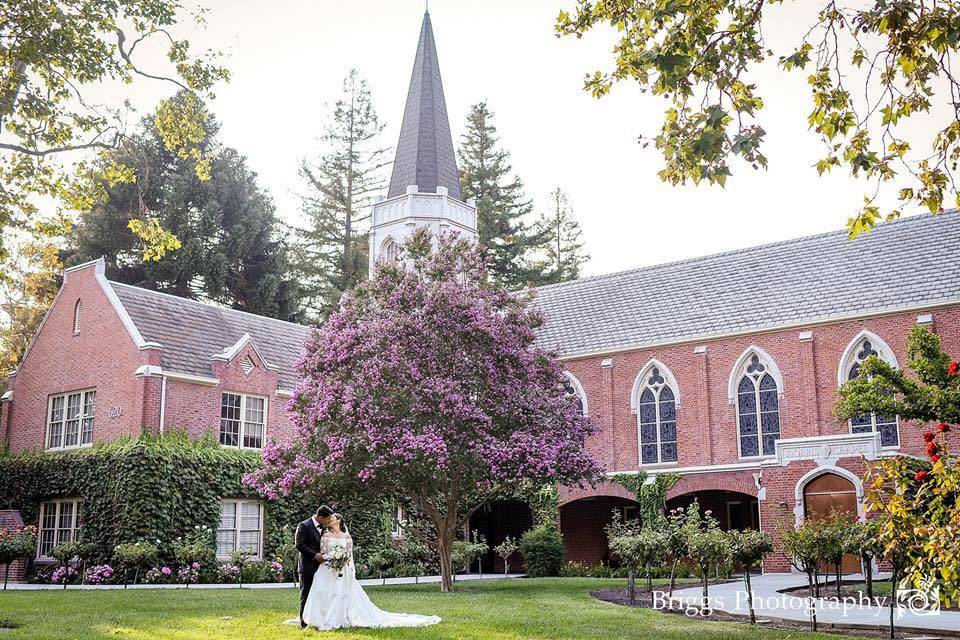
[302, 534, 441, 631]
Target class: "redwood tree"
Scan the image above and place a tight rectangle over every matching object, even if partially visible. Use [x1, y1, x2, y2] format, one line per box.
[245, 229, 602, 591]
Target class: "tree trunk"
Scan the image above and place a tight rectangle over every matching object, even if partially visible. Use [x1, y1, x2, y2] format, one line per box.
[3, 562, 9, 590]
[807, 570, 818, 632]
[889, 565, 898, 640]
[835, 561, 842, 598]
[627, 568, 636, 604]
[668, 559, 678, 598]
[438, 529, 455, 593]
[646, 562, 652, 591]
[864, 556, 874, 602]
[744, 569, 756, 624]
[813, 567, 820, 598]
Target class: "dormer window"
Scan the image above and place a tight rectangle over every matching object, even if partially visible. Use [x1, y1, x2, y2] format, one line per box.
[220, 392, 266, 449]
[73, 299, 82, 334]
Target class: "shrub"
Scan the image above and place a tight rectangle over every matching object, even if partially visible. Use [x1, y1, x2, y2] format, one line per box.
[216, 563, 241, 583]
[113, 541, 159, 585]
[50, 566, 78, 584]
[173, 525, 215, 570]
[83, 564, 115, 585]
[177, 562, 201, 586]
[452, 532, 488, 575]
[144, 566, 173, 584]
[728, 529, 773, 624]
[519, 525, 564, 577]
[0, 525, 37, 590]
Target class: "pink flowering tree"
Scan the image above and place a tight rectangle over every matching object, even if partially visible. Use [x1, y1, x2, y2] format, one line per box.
[245, 229, 602, 591]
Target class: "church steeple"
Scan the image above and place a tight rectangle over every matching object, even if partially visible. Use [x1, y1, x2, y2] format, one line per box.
[369, 10, 476, 272]
[387, 10, 462, 200]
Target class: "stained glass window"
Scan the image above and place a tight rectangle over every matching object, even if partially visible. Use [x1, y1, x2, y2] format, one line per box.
[845, 338, 899, 447]
[736, 354, 780, 457]
[637, 367, 678, 464]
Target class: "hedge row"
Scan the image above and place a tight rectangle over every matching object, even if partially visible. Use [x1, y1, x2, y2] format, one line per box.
[0, 433, 392, 568]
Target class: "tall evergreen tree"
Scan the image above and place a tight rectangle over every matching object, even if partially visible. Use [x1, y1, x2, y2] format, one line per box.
[293, 70, 390, 320]
[536, 188, 589, 284]
[67, 93, 302, 322]
[458, 102, 546, 289]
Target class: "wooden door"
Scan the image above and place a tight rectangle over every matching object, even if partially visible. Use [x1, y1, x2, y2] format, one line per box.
[803, 473, 861, 574]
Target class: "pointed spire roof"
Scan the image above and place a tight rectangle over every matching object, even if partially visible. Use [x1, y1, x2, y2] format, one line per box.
[387, 11, 462, 200]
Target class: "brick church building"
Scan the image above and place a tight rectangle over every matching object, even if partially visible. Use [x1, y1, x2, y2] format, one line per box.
[2, 10, 959, 578]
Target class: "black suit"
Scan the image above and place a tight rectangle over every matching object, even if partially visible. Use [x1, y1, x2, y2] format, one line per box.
[295, 517, 324, 624]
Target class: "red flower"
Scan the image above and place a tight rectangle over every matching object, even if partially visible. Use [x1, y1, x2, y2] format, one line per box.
[926, 441, 940, 457]
[923, 432, 936, 443]
[915, 470, 930, 483]
[930, 454, 942, 464]
[949, 361, 960, 377]
[938, 422, 951, 433]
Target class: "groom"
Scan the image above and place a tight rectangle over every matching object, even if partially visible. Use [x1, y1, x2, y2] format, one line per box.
[296, 505, 335, 628]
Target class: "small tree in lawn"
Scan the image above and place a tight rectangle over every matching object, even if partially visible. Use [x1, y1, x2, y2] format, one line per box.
[494, 536, 519, 576]
[229, 549, 254, 588]
[113, 541, 159, 587]
[664, 507, 689, 598]
[0, 525, 36, 590]
[728, 529, 773, 624]
[245, 229, 603, 592]
[821, 510, 855, 599]
[781, 520, 824, 632]
[843, 517, 884, 603]
[686, 525, 729, 606]
[607, 519, 669, 600]
[452, 532, 488, 579]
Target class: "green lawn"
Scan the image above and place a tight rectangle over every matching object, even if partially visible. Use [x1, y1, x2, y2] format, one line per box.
[0, 578, 845, 640]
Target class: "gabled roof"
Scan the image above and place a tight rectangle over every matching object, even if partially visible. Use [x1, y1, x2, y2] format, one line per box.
[110, 282, 310, 390]
[533, 212, 960, 358]
[387, 10, 462, 200]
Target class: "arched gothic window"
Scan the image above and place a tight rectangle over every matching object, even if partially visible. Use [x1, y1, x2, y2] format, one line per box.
[380, 237, 400, 264]
[636, 365, 678, 464]
[735, 353, 781, 457]
[562, 372, 587, 417]
[842, 333, 899, 447]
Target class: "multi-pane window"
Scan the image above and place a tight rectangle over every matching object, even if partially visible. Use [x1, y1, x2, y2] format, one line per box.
[846, 338, 899, 447]
[37, 499, 82, 559]
[220, 393, 266, 449]
[390, 505, 405, 539]
[736, 355, 781, 457]
[47, 390, 95, 450]
[217, 499, 263, 559]
[637, 367, 678, 464]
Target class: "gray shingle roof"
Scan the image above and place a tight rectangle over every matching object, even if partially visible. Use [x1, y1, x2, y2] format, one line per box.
[533, 212, 960, 358]
[110, 283, 310, 390]
[387, 11, 462, 200]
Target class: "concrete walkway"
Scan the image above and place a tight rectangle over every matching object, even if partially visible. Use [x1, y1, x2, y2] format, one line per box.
[0, 572, 524, 591]
[671, 573, 960, 634]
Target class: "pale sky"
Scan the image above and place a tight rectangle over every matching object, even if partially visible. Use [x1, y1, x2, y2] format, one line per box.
[95, 0, 932, 277]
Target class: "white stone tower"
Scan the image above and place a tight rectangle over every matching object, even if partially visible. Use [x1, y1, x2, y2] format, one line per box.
[368, 9, 477, 271]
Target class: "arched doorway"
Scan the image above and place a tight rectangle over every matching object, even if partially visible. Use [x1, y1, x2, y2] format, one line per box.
[559, 496, 640, 566]
[802, 472, 860, 573]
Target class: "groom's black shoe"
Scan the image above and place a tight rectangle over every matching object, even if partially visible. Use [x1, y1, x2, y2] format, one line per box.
[300, 620, 307, 629]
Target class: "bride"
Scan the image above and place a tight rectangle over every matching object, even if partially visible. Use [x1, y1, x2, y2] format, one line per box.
[301, 513, 441, 631]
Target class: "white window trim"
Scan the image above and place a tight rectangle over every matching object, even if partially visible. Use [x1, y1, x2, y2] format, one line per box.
[36, 498, 82, 561]
[46, 388, 96, 452]
[733, 351, 781, 460]
[219, 392, 268, 450]
[839, 331, 901, 449]
[73, 299, 82, 334]
[217, 499, 264, 561]
[390, 505, 406, 539]
[562, 372, 588, 417]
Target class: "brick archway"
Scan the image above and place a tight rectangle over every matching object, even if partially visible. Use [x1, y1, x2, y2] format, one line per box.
[558, 494, 640, 566]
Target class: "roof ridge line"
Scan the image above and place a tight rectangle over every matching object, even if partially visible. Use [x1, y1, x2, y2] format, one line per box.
[531, 211, 949, 293]
[107, 281, 312, 331]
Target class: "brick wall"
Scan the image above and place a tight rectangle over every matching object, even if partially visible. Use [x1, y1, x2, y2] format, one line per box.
[3, 263, 149, 453]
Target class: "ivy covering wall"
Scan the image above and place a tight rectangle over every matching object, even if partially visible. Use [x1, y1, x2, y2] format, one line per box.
[0, 433, 392, 568]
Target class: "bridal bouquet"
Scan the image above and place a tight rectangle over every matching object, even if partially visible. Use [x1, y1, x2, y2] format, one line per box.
[325, 546, 350, 577]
